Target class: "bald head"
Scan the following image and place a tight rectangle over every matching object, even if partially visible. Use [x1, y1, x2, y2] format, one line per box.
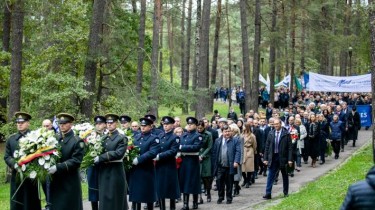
[42, 119, 53, 130]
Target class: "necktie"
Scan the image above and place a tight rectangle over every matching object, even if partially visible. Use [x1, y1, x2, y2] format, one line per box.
[275, 131, 280, 153]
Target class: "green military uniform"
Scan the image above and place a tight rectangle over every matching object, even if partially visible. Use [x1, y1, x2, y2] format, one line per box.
[49, 113, 85, 210]
[97, 114, 127, 210]
[3, 112, 41, 210]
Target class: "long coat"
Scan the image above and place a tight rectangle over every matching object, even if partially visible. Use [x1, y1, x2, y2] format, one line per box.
[347, 111, 361, 141]
[155, 131, 180, 199]
[212, 136, 241, 176]
[241, 133, 257, 172]
[179, 130, 203, 194]
[308, 122, 320, 159]
[199, 130, 212, 178]
[97, 130, 127, 210]
[50, 129, 85, 210]
[129, 132, 160, 203]
[4, 130, 42, 210]
[264, 128, 293, 168]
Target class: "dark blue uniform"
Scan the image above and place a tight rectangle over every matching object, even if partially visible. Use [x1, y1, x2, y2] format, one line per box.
[179, 130, 203, 194]
[129, 132, 160, 203]
[152, 127, 163, 136]
[87, 131, 104, 203]
[155, 131, 180, 199]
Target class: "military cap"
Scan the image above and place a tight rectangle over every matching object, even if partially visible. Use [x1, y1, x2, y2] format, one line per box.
[161, 116, 175, 125]
[57, 113, 75, 124]
[218, 118, 228, 123]
[139, 117, 153, 126]
[186, 117, 198, 125]
[105, 113, 119, 123]
[94, 115, 106, 124]
[119, 115, 132, 123]
[14, 112, 32, 123]
[144, 114, 157, 122]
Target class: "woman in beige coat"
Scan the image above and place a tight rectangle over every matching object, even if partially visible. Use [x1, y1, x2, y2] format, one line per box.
[241, 123, 257, 188]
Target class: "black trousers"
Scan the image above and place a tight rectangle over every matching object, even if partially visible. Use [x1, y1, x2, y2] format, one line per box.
[217, 166, 234, 201]
[332, 140, 341, 155]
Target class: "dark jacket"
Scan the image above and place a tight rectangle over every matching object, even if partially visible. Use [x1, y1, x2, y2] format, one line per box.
[4, 130, 42, 210]
[179, 130, 203, 194]
[212, 136, 241, 175]
[155, 131, 180, 199]
[129, 131, 160, 203]
[341, 166, 375, 210]
[264, 127, 293, 168]
[50, 129, 85, 210]
[97, 130, 127, 210]
[329, 121, 344, 141]
[227, 112, 238, 122]
[347, 111, 361, 129]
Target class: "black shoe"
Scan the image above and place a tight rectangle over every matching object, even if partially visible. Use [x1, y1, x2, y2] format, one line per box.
[263, 171, 267, 176]
[304, 161, 308, 164]
[245, 183, 250, 188]
[192, 203, 198, 209]
[254, 174, 258, 179]
[207, 193, 211, 202]
[199, 197, 203, 204]
[217, 199, 223, 204]
[290, 173, 294, 177]
[226, 200, 232, 204]
[319, 161, 325, 165]
[273, 181, 278, 185]
[155, 201, 160, 207]
[233, 189, 239, 196]
[241, 181, 246, 187]
[263, 194, 271, 200]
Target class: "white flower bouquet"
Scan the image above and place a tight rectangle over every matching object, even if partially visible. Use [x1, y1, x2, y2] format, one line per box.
[14, 128, 60, 181]
[80, 131, 104, 169]
[72, 123, 95, 140]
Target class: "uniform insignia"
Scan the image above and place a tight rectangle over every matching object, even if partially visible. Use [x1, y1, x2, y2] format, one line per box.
[60, 116, 65, 120]
[176, 138, 180, 143]
[79, 142, 85, 148]
[198, 137, 203, 141]
[155, 138, 160, 143]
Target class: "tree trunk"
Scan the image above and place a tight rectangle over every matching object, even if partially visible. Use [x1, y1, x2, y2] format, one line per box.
[1, 1, 11, 111]
[269, 0, 277, 106]
[149, 0, 162, 117]
[251, 0, 261, 112]
[131, 0, 137, 13]
[81, 0, 107, 118]
[192, 0, 201, 93]
[319, 4, 329, 75]
[167, 5, 173, 83]
[181, 0, 187, 113]
[8, 0, 25, 120]
[136, 0, 146, 95]
[240, 0, 251, 113]
[182, 0, 192, 114]
[282, 2, 289, 76]
[368, 0, 375, 163]
[289, 0, 296, 101]
[340, 0, 351, 76]
[300, 3, 306, 72]
[225, 0, 232, 109]
[159, 5, 163, 73]
[195, 0, 211, 119]
[328, 0, 337, 76]
[209, 0, 222, 111]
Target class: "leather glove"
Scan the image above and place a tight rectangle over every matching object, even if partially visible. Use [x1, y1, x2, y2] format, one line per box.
[153, 154, 160, 161]
[48, 165, 57, 174]
[132, 158, 139, 165]
[94, 156, 99, 163]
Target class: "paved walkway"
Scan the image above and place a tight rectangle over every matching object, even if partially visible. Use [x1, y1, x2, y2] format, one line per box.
[83, 129, 372, 210]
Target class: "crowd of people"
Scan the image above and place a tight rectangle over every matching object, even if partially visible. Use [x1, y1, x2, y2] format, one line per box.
[3, 90, 369, 210]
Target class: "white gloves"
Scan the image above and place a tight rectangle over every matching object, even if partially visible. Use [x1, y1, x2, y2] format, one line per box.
[153, 154, 160, 161]
[179, 145, 182, 150]
[176, 152, 181, 158]
[94, 156, 99, 163]
[132, 158, 139, 165]
[48, 165, 57, 174]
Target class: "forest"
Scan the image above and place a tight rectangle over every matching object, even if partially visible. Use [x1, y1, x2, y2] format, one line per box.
[0, 0, 375, 130]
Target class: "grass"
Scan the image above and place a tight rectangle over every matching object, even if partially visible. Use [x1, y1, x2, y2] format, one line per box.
[264, 143, 374, 210]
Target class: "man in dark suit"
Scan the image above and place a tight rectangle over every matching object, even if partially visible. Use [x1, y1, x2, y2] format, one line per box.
[262, 119, 293, 199]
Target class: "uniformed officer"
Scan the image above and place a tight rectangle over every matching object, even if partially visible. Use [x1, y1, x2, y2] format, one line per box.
[87, 115, 106, 210]
[120, 115, 135, 135]
[48, 113, 85, 210]
[129, 118, 160, 210]
[179, 117, 203, 210]
[94, 114, 127, 210]
[144, 114, 163, 136]
[4, 112, 42, 210]
[154, 116, 180, 210]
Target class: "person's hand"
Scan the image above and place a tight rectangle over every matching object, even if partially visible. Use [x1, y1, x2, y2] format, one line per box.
[263, 161, 268, 166]
[199, 156, 203, 161]
[132, 158, 139, 165]
[48, 165, 57, 174]
[288, 161, 293, 167]
[153, 155, 160, 161]
[233, 162, 239, 168]
[259, 153, 263, 157]
[94, 156, 99, 163]
[176, 152, 181, 158]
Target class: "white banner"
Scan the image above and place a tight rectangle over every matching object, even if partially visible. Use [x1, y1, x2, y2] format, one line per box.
[309, 72, 371, 92]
